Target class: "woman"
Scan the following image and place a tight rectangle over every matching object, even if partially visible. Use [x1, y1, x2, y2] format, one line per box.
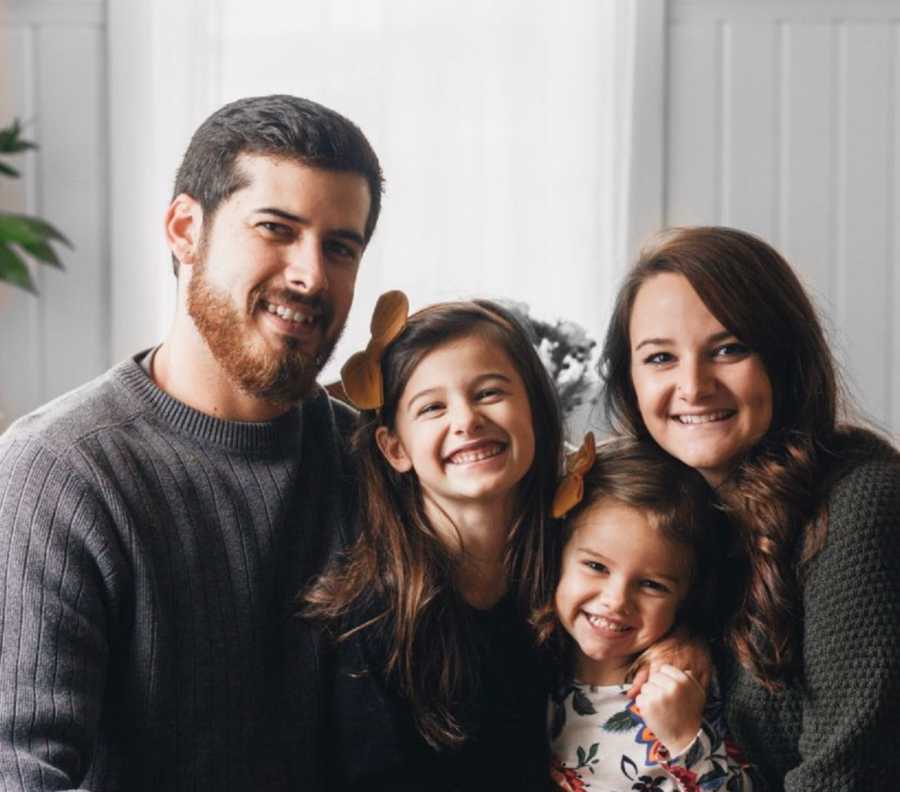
[599, 226, 900, 789]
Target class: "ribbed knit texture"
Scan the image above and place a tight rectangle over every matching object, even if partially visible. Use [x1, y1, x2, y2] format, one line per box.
[716, 457, 900, 791]
[0, 354, 357, 791]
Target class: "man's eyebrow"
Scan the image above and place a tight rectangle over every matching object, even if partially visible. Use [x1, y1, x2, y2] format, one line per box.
[633, 330, 734, 352]
[253, 207, 366, 246]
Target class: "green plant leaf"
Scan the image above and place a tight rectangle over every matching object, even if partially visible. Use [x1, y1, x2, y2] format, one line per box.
[0, 213, 72, 250]
[0, 160, 20, 178]
[0, 243, 38, 294]
[19, 237, 63, 269]
[14, 214, 72, 247]
[0, 119, 38, 155]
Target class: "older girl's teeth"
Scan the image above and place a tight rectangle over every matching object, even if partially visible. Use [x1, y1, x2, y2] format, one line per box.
[586, 614, 629, 632]
[449, 444, 504, 464]
[677, 410, 732, 425]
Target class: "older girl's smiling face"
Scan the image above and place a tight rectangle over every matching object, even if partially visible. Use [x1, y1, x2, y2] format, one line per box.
[628, 272, 773, 486]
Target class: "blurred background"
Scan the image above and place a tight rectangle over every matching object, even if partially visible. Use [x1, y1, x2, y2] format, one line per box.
[1, 0, 898, 439]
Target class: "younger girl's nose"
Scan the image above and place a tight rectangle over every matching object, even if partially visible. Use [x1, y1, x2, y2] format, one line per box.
[600, 580, 631, 614]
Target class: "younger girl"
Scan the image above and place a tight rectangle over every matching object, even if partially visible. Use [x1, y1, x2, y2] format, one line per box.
[537, 435, 758, 791]
[302, 292, 562, 790]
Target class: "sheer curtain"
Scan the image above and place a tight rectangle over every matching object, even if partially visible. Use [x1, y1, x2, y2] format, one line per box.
[108, 0, 649, 383]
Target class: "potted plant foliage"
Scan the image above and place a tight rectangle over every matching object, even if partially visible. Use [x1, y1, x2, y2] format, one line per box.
[0, 119, 71, 294]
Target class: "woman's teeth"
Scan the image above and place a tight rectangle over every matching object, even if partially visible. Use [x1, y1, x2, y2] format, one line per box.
[676, 410, 733, 425]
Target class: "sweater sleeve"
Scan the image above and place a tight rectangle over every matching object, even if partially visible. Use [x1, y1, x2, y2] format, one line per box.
[0, 437, 122, 790]
[661, 678, 760, 791]
[785, 459, 900, 790]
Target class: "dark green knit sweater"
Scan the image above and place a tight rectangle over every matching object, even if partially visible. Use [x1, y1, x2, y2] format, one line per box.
[716, 455, 900, 790]
[0, 354, 357, 790]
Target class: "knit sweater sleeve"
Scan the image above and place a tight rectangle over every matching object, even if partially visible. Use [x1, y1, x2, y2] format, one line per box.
[786, 458, 900, 790]
[0, 436, 125, 790]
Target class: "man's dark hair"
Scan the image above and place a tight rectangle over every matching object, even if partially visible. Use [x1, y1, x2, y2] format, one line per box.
[171, 94, 384, 273]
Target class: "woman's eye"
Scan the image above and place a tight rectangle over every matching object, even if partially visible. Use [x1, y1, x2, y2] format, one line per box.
[584, 561, 608, 574]
[476, 387, 503, 401]
[713, 341, 751, 358]
[642, 351, 673, 366]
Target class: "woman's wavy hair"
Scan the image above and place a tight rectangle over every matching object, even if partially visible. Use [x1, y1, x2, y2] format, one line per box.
[533, 437, 727, 675]
[599, 225, 856, 687]
[305, 299, 562, 749]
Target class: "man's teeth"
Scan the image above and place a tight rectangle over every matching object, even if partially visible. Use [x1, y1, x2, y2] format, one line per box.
[586, 614, 629, 632]
[676, 410, 733, 425]
[448, 443, 504, 465]
[265, 301, 315, 324]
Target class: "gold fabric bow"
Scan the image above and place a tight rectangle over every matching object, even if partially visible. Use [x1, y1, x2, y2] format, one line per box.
[551, 432, 596, 518]
[340, 290, 409, 410]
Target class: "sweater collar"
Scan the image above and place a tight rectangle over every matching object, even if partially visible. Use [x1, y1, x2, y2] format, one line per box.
[113, 351, 307, 455]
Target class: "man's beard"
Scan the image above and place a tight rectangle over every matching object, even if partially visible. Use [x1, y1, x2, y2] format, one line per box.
[186, 256, 339, 406]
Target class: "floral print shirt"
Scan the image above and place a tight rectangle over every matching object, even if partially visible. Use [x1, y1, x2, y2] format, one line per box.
[549, 677, 761, 791]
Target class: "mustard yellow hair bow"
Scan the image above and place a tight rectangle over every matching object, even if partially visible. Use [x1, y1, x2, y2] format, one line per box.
[551, 432, 596, 518]
[340, 290, 409, 410]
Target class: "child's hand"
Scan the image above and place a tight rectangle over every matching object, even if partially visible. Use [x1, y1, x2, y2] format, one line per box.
[625, 628, 711, 698]
[634, 664, 706, 757]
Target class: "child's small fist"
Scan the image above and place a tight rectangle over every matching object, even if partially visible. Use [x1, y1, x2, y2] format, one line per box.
[634, 664, 706, 757]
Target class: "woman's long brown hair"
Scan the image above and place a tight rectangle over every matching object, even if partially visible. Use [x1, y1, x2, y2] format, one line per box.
[599, 226, 887, 688]
[304, 300, 562, 748]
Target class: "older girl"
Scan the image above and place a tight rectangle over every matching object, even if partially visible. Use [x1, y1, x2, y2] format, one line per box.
[302, 293, 562, 790]
[600, 225, 900, 790]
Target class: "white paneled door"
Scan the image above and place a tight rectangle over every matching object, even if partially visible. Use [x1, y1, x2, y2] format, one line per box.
[655, 0, 900, 437]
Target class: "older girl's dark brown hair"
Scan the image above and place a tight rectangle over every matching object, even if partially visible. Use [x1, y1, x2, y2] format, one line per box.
[599, 226, 844, 687]
[305, 299, 562, 748]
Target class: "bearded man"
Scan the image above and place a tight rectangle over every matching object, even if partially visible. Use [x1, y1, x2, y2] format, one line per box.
[0, 95, 382, 790]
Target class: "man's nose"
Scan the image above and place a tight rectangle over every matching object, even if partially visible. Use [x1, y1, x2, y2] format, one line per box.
[284, 239, 328, 295]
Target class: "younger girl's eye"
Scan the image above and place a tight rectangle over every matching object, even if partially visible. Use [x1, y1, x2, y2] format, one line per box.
[584, 560, 608, 574]
[640, 579, 671, 593]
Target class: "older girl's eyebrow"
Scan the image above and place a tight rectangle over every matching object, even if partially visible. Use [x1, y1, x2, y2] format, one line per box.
[406, 387, 442, 412]
[633, 329, 734, 352]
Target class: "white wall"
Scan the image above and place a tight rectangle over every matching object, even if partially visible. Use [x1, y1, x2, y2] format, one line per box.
[1, 0, 897, 438]
[0, 0, 108, 430]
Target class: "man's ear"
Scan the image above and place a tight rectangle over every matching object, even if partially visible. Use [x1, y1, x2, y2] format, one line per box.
[375, 426, 413, 473]
[165, 193, 204, 268]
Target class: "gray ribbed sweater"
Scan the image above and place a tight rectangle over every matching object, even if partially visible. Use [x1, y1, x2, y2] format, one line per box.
[0, 354, 357, 790]
[716, 456, 900, 790]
